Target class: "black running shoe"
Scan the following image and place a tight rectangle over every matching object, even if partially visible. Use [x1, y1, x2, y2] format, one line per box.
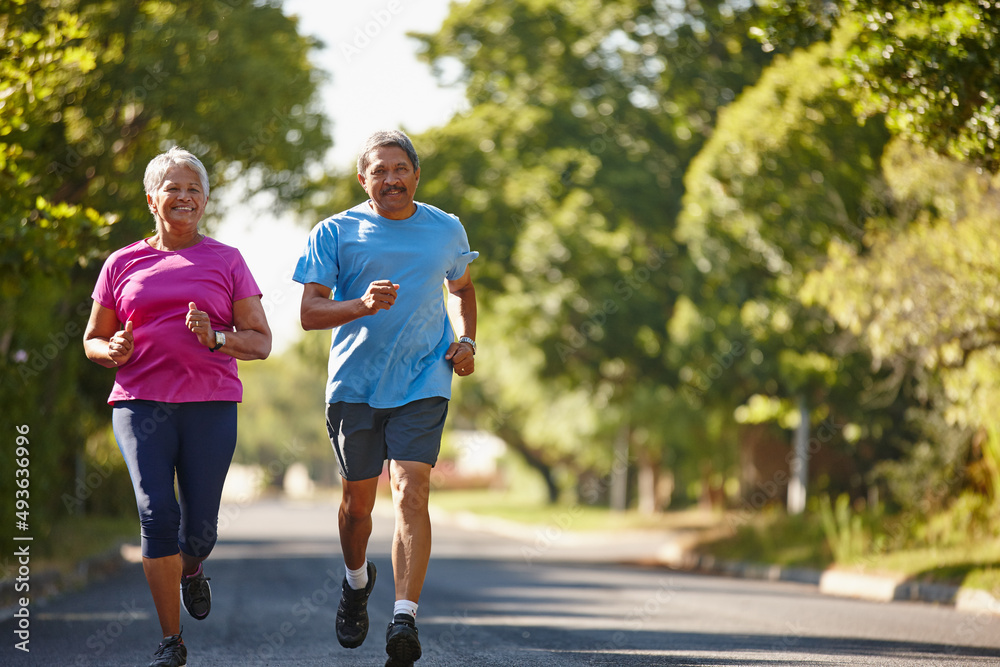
[336, 560, 377, 648]
[180, 564, 211, 620]
[148, 632, 187, 667]
[385, 613, 421, 667]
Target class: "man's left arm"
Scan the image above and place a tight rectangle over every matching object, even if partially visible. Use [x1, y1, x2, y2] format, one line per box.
[445, 265, 477, 377]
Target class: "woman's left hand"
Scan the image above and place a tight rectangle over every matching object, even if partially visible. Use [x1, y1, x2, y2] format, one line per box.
[186, 301, 214, 348]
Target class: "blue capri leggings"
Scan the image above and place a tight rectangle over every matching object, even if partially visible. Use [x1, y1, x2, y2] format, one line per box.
[112, 400, 237, 560]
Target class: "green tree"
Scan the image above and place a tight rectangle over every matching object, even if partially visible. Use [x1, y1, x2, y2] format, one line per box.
[749, 0, 1000, 513]
[802, 138, 1000, 502]
[677, 33, 894, 509]
[846, 1, 1000, 171]
[1, 0, 112, 546]
[754, 1, 1000, 171]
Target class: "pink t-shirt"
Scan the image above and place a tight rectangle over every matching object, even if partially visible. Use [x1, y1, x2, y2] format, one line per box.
[92, 236, 262, 404]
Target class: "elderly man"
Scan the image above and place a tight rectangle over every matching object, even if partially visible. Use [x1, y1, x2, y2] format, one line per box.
[294, 129, 478, 667]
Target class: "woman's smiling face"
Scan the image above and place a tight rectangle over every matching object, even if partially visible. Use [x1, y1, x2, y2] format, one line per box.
[147, 165, 207, 232]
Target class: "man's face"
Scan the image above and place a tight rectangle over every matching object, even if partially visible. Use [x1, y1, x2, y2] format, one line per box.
[358, 145, 420, 220]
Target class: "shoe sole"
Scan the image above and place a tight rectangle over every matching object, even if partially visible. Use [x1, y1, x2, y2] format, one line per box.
[337, 627, 367, 649]
[386, 628, 421, 666]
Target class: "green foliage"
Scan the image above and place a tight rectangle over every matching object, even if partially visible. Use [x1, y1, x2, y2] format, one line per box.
[755, 1, 1000, 170]
[1, 0, 115, 546]
[869, 407, 972, 515]
[818, 493, 878, 563]
[749, 0, 842, 53]
[845, 1, 1000, 171]
[919, 491, 1000, 548]
[701, 506, 833, 569]
[676, 32, 896, 494]
[802, 139, 1000, 370]
[802, 139, 1000, 500]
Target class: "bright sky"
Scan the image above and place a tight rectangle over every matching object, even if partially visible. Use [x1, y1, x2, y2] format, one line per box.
[215, 0, 467, 353]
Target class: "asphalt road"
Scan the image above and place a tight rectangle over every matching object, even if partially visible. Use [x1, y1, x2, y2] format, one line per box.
[3, 498, 1000, 666]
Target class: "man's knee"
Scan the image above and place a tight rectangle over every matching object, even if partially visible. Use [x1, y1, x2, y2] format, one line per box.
[390, 463, 431, 513]
[341, 499, 374, 523]
[341, 479, 378, 521]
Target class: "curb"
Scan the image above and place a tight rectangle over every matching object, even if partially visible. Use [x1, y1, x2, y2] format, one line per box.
[656, 548, 821, 586]
[0, 541, 131, 624]
[656, 547, 1000, 616]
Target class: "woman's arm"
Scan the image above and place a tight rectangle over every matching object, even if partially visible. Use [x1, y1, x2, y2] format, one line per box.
[191, 296, 271, 361]
[83, 302, 134, 368]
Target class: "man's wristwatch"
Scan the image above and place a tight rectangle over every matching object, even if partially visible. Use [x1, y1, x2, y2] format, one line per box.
[210, 331, 226, 352]
[459, 336, 476, 355]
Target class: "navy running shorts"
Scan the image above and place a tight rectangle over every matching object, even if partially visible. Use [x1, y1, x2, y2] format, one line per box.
[325, 397, 448, 481]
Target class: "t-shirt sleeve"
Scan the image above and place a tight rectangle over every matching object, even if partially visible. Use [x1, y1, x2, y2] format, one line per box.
[230, 250, 263, 301]
[293, 220, 339, 288]
[91, 254, 119, 312]
[446, 223, 479, 281]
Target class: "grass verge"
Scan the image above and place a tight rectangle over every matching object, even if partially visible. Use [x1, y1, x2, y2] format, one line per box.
[691, 508, 833, 570]
[847, 540, 1000, 597]
[32, 514, 137, 574]
[429, 488, 722, 533]
[693, 508, 1000, 597]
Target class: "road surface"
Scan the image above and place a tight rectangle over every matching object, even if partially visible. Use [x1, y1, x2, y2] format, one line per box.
[3, 498, 999, 666]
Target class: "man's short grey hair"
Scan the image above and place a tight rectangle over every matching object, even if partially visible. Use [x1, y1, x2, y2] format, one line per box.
[143, 146, 210, 202]
[356, 130, 420, 175]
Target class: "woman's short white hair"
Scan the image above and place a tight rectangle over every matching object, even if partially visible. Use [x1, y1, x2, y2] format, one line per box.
[143, 146, 210, 204]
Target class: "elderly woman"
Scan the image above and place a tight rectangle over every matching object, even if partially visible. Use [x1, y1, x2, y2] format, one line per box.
[84, 146, 271, 667]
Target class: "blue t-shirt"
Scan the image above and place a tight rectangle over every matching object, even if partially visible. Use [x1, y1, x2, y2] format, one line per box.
[293, 200, 478, 408]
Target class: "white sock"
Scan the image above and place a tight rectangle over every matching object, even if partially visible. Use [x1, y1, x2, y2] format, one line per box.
[345, 562, 368, 590]
[393, 599, 418, 619]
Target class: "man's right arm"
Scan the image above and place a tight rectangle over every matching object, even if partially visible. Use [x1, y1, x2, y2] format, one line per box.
[299, 280, 400, 331]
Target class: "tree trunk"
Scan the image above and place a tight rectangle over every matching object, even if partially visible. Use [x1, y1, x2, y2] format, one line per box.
[495, 425, 560, 504]
[637, 450, 656, 514]
[610, 423, 629, 513]
[787, 395, 810, 515]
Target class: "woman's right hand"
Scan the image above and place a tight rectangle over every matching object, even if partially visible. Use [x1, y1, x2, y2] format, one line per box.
[108, 321, 134, 366]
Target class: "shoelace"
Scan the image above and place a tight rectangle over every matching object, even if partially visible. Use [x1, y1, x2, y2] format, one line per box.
[154, 635, 184, 657]
[184, 573, 211, 592]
